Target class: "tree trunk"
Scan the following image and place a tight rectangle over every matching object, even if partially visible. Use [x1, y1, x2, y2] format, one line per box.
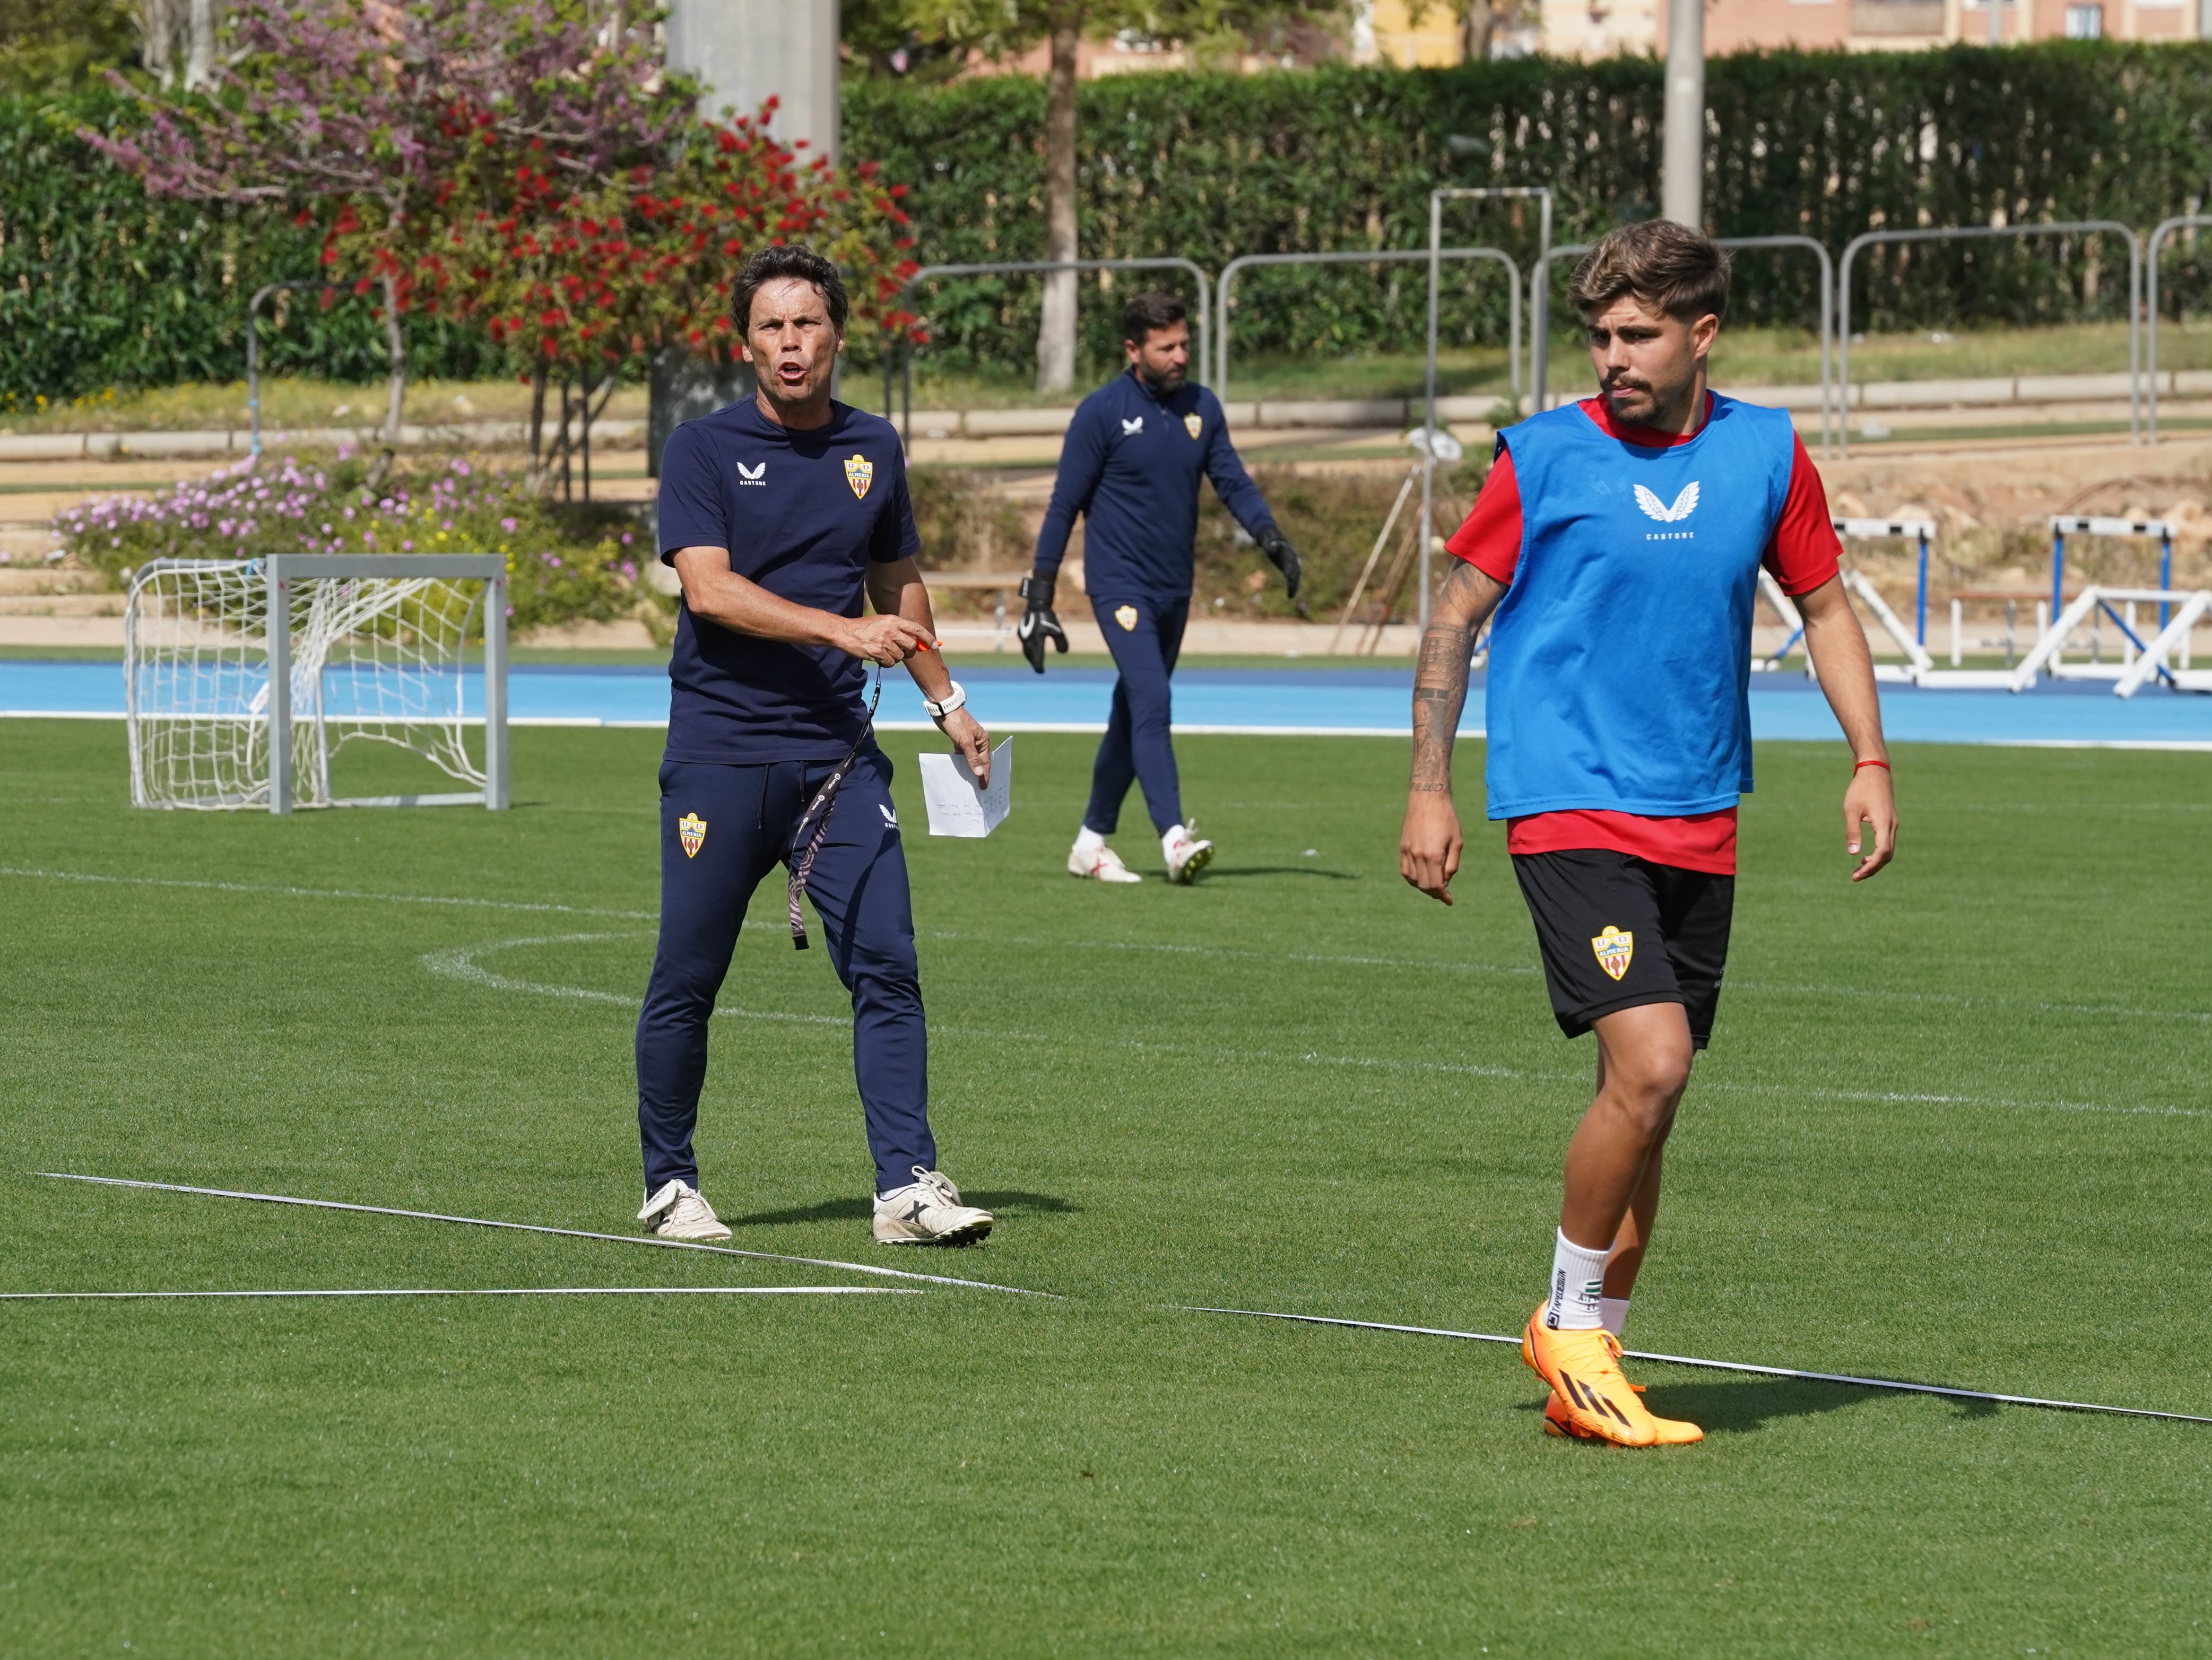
[1461, 1, 1495, 62]
[378, 268, 407, 447]
[527, 366, 548, 478]
[185, 0, 218, 90]
[1034, 10, 1081, 398]
[140, 0, 178, 86]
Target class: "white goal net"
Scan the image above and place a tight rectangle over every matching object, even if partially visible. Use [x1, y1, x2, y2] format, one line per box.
[125, 554, 508, 812]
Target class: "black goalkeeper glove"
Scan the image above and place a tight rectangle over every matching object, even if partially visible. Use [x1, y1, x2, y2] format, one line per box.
[1257, 526, 1303, 602]
[1017, 571, 1067, 674]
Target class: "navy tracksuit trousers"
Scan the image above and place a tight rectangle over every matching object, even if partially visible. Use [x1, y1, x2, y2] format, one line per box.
[1084, 594, 1189, 837]
[634, 747, 936, 1197]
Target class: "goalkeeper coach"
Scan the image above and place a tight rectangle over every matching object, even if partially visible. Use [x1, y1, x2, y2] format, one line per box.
[1017, 291, 1300, 885]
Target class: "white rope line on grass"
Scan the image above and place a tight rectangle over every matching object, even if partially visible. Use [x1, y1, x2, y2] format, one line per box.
[1179, 1307, 2212, 1426]
[0, 1285, 910, 1301]
[34, 1175, 1056, 1298]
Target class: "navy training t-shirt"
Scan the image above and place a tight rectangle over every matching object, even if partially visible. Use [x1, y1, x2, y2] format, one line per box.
[656, 397, 918, 763]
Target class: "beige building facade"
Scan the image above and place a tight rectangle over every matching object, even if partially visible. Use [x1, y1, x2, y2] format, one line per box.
[1569, 0, 2205, 56]
[962, 0, 2204, 81]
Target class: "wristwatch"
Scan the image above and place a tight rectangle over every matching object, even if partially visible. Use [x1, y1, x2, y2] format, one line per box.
[923, 680, 967, 720]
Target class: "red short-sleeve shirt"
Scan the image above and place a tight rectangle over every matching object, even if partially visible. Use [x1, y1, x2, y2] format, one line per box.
[1444, 396, 1841, 875]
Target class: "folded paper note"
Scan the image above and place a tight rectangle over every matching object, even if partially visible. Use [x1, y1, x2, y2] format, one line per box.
[917, 737, 1012, 837]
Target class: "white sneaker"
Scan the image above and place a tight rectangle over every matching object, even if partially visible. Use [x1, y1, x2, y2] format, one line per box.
[1069, 841, 1143, 883]
[1163, 821, 1214, 884]
[638, 1179, 732, 1242]
[872, 1167, 994, 1246]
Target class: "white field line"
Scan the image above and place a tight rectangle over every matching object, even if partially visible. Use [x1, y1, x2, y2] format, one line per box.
[1178, 1306, 2212, 1426]
[419, 935, 1528, 1080]
[8, 868, 2204, 1108]
[8, 864, 2206, 1028]
[0, 864, 657, 922]
[424, 936, 2210, 1120]
[0, 1285, 911, 1301]
[35, 1175, 1054, 1298]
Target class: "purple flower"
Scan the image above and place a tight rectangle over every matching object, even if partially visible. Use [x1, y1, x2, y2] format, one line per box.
[500, 517, 517, 533]
[402, 540, 414, 552]
[620, 532, 633, 545]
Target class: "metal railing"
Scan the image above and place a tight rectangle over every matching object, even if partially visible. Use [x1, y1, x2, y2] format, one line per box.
[247, 280, 357, 457]
[890, 258, 1212, 451]
[1837, 222, 2141, 456]
[2145, 214, 2212, 444]
[1216, 247, 1521, 409]
[1528, 236, 1836, 457]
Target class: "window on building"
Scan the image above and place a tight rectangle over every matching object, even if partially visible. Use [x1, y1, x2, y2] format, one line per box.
[2063, 3, 2103, 32]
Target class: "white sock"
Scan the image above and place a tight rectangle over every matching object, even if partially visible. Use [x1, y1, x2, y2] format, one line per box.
[1600, 1297, 1630, 1338]
[1074, 826, 1106, 857]
[1544, 1229, 1609, 1331]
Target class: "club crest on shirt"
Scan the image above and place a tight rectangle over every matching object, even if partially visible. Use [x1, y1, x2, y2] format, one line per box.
[1591, 925, 1634, 981]
[1183, 412, 1202, 440]
[679, 812, 707, 859]
[1114, 604, 1139, 631]
[843, 454, 875, 501]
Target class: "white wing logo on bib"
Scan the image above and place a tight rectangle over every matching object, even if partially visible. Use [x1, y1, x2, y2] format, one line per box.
[1633, 481, 1699, 523]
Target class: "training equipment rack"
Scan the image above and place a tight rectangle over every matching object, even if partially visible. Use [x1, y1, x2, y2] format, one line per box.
[125, 554, 508, 813]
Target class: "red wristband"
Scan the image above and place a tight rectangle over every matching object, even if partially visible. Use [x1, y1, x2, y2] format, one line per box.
[1854, 758, 1890, 772]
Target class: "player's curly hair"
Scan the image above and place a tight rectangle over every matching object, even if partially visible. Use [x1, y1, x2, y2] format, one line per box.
[1569, 221, 1731, 323]
[731, 245, 850, 335]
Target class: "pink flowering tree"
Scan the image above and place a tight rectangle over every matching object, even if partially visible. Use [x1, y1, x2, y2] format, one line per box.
[83, 0, 692, 448]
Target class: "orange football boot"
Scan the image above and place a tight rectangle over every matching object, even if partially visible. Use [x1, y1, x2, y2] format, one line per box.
[1523, 1305, 1702, 1447]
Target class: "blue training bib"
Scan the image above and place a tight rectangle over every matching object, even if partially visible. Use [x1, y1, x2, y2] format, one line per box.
[1483, 395, 1795, 820]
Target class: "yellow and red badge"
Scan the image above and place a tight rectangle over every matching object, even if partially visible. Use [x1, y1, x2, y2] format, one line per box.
[1183, 412, 1202, 440]
[679, 812, 707, 859]
[1114, 604, 1139, 631]
[843, 454, 875, 501]
[1591, 925, 1633, 981]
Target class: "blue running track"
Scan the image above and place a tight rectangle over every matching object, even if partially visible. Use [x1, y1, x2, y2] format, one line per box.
[4, 659, 2210, 748]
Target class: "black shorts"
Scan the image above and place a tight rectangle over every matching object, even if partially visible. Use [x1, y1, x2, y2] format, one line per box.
[1511, 849, 1734, 1048]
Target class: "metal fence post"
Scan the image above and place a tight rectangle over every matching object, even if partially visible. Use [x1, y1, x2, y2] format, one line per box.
[1215, 246, 1520, 409]
[247, 281, 354, 460]
[265, 556, 292, 815]
[483, 571, 509, 811]
[2146, 215, 2212, 444]
[1838, 222, 2142, 458]
[895, 258, 1214, 454]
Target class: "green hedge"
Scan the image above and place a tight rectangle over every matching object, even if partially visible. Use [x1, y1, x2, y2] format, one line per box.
[849, 41, 2212, 378]
[0, 92, 508, 402]
[9, 47, 2212, 401]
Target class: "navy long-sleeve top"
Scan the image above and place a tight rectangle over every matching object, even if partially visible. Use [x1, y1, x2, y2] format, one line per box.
[1031, 369, 1278, 599]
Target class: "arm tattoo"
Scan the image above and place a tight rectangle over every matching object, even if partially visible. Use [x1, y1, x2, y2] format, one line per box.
[1409, 566, 1494, 793]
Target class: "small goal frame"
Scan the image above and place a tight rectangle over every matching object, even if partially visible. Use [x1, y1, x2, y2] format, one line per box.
[126, 553, 508, 814]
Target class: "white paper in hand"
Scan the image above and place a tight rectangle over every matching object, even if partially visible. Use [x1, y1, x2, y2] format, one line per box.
[918, 737, 1012, 837]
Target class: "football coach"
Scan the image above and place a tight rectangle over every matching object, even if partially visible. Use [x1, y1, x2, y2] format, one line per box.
[634, 245, 996, 1250]
[1017, 291, 1301, 885]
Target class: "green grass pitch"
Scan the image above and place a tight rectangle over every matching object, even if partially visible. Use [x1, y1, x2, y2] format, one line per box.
[2, 717, 2208, 1655]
